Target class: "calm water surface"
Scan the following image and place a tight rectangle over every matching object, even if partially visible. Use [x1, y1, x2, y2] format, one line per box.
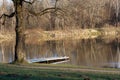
[0, 38, 120, 68]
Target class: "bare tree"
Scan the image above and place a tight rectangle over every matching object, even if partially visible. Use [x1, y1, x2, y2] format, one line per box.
[106, 0, 120, 27]
[0, 0, 64, 63]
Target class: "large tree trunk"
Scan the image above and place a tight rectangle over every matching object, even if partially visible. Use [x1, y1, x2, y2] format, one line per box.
[14, 1, 27, 63]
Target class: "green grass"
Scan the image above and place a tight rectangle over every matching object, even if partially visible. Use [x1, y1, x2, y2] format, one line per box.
[0, 64, 120, 80]
[20, 63, 120, 71]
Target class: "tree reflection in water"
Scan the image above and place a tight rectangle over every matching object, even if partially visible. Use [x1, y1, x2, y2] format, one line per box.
[0, 38, 120, 68]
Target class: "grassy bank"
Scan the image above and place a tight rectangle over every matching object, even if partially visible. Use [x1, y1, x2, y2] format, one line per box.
[0, 32, 15, 43]
[0, 64, 120, 80]
[25, 27, 120, 42]
[25, 29, 101, 41]
[0, 28, 120, 43]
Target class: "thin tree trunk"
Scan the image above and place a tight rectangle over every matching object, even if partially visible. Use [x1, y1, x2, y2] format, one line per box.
[1, 44, 5, 63]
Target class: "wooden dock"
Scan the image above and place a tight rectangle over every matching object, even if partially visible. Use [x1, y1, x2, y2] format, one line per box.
[28, 56, 69, 64]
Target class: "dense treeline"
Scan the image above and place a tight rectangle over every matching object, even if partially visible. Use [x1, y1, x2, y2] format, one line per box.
[0, 0, 120, 32]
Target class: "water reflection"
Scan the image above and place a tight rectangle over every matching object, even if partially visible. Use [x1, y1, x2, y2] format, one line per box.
[0, 38, 120, 68]
[0, 41, 15, 63]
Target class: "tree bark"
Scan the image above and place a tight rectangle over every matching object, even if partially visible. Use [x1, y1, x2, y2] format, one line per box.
[14, 1, 27, 63]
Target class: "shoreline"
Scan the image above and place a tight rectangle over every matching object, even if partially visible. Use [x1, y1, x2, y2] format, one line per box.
[0, 27, 120, 43]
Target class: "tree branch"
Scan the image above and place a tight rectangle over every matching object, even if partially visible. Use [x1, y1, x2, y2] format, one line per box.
[28, 7, 66, 16]
[0, 12, 15, 19]
[0, 12, 15, 25]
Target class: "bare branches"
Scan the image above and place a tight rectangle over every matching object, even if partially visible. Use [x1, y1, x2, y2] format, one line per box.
[26, 0, 67, 17]
[55, 0, 59, 9]
[0, 12, 15, 19]
[28, 7, 66, 16]
[0, 12, 15, 25]
[23, 0, 36, 4]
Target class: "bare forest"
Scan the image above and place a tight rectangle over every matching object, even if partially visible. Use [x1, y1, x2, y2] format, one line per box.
[0, 0, 120, 32]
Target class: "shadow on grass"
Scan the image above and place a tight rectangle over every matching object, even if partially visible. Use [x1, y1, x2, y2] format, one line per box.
[1, 72, 118, 80]
[0, 72, 91, 80]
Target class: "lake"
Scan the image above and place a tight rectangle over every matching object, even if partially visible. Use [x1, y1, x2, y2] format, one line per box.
[0, 37, 120, 68]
